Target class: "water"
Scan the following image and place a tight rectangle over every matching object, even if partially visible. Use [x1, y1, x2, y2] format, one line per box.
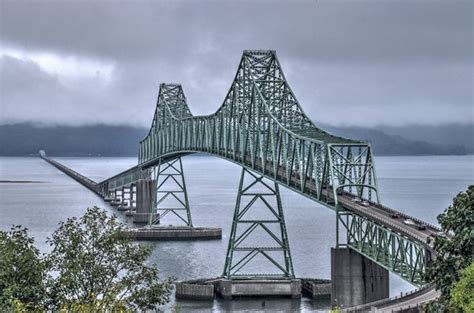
[1, 155, 473, 312]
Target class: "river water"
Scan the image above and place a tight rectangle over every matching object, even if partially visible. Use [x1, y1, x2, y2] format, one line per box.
[0, 155, 472, 312]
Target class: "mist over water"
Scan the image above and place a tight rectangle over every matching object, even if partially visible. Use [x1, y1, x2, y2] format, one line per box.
[1, 155, 472, 311]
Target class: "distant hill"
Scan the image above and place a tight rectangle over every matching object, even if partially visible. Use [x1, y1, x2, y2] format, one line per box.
[0, 123, 147, 156]
[0, 123, 471, 156]
[382, 124, 474, 149]
[323, 125, 471, 156]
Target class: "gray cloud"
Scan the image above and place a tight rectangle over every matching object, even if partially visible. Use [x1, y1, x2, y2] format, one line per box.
[1, 0, 472, 128]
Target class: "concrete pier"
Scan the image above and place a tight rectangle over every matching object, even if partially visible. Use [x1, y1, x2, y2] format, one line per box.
[301, 278, 331, 299]
[331, 247, 389, 308]
[120, 226, 222, 240]
[175, 279, 217, 300]
[117, 205, 131, 212]
[110, 200, 121, 206]
[132, 213, 159, 224]
[217, 279, 302, 299]
[176, 278, 309, 300]
[133, 179, 156, 224]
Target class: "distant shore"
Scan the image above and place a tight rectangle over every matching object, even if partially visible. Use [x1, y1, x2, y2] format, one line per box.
[0, 180, 46, 183]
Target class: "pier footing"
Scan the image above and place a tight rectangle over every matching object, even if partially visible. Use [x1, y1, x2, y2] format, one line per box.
[117, 205, 131, 212]
[301, 278, 331, 299]
[217, 279, 302, 299]
[120, 226, 222, 240]
[132, 212, 158, 224]
[176, 278, 317, 300]
[175, 278, 218, 300]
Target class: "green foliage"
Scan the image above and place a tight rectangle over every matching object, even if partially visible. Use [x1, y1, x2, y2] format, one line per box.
[45, 207, 173, 311]
[0, 207, 172, 311]
[0, 226, 46, 311]
[426, 185, 474, 310]
[450, 261, 474, 312]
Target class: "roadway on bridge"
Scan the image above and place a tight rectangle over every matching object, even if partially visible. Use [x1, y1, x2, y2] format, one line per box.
[337, 194, 437, 245]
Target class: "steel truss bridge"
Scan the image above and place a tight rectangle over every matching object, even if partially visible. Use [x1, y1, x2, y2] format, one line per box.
[97, 50, 440, 287]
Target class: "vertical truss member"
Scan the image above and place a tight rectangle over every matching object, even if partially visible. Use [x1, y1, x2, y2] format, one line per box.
[150, 157, 193, 227]
[223, 167, 294, 279]
[324, 144, 380, 247]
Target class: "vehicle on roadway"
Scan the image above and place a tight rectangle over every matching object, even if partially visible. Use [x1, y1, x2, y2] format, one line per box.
[417, 224, 426, 231]
[390, 212, 401, 219]
[403, 218, 427, 231]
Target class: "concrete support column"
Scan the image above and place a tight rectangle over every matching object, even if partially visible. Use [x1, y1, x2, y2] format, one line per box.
[331, 247, 389, 308]
[134, 179, 157, 224]
[125, 186, 131, 207]
[121, 187, 126, 205]
[131, 183, 136, 208]
[136, 179, 153, 213]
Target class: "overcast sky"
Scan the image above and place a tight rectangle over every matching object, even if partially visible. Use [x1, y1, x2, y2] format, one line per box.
[1, 0, 472, 128]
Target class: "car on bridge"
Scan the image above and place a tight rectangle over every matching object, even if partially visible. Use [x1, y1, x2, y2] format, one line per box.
[390, 212, 401, 219]
[403, 218, 427, 231]
[416, 224, 427, 231]
[351, 197, 361, 203]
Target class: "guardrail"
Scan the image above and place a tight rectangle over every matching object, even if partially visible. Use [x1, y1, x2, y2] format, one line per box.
[342, 284, 436, 312]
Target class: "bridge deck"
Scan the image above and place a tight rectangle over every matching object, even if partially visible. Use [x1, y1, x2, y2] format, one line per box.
[343, 285, 440, 312]
[41, 155, 99, 194]
[337, 194, 438, 246]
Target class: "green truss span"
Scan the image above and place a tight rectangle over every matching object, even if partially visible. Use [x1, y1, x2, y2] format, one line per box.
[99, 50, 439, 286]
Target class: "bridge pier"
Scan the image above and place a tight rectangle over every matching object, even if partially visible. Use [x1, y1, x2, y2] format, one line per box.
[117, 186, 130, 211]
[216, 167, 300, 298]
[331, 247, 389, 308]
[122, 160, 221, 240]
[133, 179, 158, 224]
[111, 189, 122, 206]
[131, 184, 137, 208]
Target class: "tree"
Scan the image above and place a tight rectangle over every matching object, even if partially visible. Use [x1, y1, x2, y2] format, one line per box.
[450, 261, 474, 312]
[426, 185, 474, 310]
[45, 207, 173, 311]
[0, 226, 46, 311]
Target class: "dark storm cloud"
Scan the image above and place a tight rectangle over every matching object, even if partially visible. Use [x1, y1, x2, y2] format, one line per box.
[0, 0, 472, 127]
